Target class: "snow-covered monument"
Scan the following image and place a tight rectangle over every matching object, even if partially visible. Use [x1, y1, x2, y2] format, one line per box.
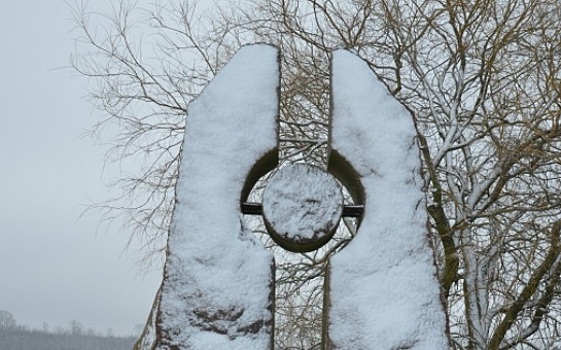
[145, 44, 450, 349]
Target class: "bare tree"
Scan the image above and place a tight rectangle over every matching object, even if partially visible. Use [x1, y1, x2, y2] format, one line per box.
[0, 310, 16, 330]
[69, 320, 83, 336]
[72, 0, 561, 349]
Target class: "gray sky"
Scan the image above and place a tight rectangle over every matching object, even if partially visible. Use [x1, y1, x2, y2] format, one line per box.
[0, 1, 161, 336]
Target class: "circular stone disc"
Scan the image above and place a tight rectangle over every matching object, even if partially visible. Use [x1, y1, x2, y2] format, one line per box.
[262, 164, 343, 252]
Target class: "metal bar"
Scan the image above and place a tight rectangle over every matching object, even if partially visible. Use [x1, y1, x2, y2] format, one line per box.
[241, 202, 364, 218]
[342, 205, 364, 218]
[241, 202, 263, 215]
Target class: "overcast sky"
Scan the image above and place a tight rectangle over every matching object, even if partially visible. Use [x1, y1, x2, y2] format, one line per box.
[0, 1, 162, 336]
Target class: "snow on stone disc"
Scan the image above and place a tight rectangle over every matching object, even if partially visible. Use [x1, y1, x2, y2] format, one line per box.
[262, 164, 343, 252]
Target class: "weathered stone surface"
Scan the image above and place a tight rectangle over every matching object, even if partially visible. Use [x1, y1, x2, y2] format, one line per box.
[152, 44, 279, 350]
[262, 163, 343, 252]
[324, 49, 450, 350]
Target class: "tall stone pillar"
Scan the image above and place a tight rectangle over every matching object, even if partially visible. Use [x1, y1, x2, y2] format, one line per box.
[324, 49, 449, 350]
[153, 44, 279, 350]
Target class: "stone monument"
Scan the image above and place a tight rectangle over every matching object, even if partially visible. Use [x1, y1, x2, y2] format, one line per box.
[146, 44, 449, 350]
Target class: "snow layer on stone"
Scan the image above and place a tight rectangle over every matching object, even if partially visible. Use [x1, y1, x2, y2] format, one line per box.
[327, 50, 449, 349]
[156, 44, 278, 349]
[263, 163, 343, 241]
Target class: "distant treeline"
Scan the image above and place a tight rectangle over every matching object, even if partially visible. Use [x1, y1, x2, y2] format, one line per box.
[0, 328, 137, 350]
